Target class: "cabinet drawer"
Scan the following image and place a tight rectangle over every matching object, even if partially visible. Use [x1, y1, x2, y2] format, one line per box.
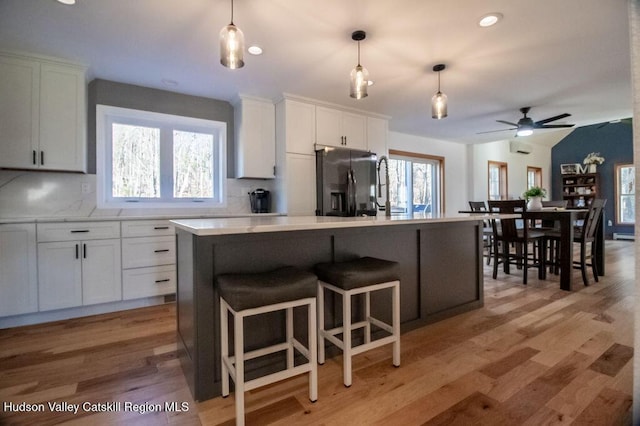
[37, 221, 120, 242]
[121, 220, 175, 238]
[121, 235, 175, 269]
[123, 265, 176, 300]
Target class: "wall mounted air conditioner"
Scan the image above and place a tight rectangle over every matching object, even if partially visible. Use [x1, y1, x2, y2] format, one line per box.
[509, 141, 532, 154]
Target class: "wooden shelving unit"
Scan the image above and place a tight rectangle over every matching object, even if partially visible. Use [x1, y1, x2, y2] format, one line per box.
[562, 173, 599, 208]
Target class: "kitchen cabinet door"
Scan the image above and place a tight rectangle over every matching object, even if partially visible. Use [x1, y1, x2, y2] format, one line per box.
[38, 241, 82, 311]
[282, 100, 315, 155]
[315, 106, 343, 147]
[0, 224, 38, 317]
[366, 116, 388, 158]
[316, 106, 366, 150]
[0, 53, 86, 172]
[82, 238, 122, 305]
[39, 63, 86, 172]
[286, 153, 316, 216]
[0, 56, 40, 169]
[235, 96, 275, 178]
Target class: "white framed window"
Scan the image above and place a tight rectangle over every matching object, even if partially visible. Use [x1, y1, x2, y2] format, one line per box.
[96, 105, 226, 208]
[616, 163, 635, 225]
[388, 150, 444, 217]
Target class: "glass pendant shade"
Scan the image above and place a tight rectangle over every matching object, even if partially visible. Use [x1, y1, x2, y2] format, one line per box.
[431, 91, 448, 119]
[220, 23, 245, 69]
[350, 64, 369, 99]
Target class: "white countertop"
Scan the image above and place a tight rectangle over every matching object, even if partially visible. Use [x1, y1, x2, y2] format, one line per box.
[0, 212, 281, 225]
[171, 213, 517, 236]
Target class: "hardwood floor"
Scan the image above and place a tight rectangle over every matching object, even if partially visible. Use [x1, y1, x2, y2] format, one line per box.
[0, 241, 633, 425]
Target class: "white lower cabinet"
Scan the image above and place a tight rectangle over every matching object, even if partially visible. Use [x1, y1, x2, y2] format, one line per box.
[37, 238, 121, 311]
[121, 220, 176, 300]
[123, 264, 176, 300]
[36, 222, 122, 312]
[0, 224, 38, 316]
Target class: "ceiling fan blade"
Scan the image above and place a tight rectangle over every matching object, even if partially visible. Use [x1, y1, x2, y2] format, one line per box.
[477, 127, 517, 134]
[534, 113, 571, 125]
[496, 120, 519, 127]
[536, 124, 575, 129]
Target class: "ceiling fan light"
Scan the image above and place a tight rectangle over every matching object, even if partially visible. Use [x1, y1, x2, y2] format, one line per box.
[431, 91, 448, 119]
[516, 128, 533, 137]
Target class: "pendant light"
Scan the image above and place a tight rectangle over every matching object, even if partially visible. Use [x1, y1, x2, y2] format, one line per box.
[220, 0, 245, 69]
[431, 64, 448, 119]
[349, 30, 369, 99]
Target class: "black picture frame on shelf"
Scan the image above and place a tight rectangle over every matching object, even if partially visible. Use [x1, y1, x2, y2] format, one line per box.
[560, 163, 580, 174]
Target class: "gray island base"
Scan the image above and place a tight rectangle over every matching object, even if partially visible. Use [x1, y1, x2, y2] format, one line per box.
[172, 214, 506, 401]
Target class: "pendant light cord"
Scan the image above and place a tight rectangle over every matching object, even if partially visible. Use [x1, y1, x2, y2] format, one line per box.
[357, 41, 361, 67]
[437, 71, 441, 93]
[230, 0, 234, 24]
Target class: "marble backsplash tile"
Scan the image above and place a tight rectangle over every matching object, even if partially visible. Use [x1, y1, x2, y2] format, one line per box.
[0, 170, 275, 219]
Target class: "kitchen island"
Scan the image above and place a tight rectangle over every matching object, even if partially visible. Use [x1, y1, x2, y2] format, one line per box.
[172, 214, 507, 401]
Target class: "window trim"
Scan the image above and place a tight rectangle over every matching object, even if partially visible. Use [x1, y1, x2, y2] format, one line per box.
[389, 149, 445, 215]
[615, 162, 635, 225]
[526, 166, 542, 189]
[488, 161, 508, 200]
[96, 105, 227, 209]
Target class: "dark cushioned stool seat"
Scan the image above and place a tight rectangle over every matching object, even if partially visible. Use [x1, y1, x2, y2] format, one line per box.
[217, 266, 317, 311]
[314, 257, 399, 290]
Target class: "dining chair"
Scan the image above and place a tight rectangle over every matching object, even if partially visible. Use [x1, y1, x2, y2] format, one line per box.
[545, 198, 606, 286]
[539, 200, 569, 273]
[488, 200, 545, 284]
[469, 201, 493, 265]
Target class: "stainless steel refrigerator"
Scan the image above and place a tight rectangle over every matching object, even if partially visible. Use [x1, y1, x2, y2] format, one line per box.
[316, 147, 377, 216]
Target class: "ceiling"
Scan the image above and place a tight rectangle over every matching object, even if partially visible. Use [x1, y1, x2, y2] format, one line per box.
[0, 0, 632, 144]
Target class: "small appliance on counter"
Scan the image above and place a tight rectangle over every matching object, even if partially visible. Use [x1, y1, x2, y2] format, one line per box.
[249, 188, 271, 213]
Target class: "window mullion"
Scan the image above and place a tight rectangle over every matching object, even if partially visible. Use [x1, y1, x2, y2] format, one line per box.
[160, 125, 174, 202]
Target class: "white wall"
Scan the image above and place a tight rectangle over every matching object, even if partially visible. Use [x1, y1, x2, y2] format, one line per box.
[388, 131, 468, 215]
[469, 138, 553, 201]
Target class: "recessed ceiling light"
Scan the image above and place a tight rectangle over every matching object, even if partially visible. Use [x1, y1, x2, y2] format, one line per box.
[478, 13, 503, 27]
[56, 0, 76, 4]
[248, 45, 263, 55]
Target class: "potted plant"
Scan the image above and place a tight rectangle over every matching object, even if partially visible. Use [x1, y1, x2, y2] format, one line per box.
[523, 186, 547, 210]
[583, 152, 605, 173]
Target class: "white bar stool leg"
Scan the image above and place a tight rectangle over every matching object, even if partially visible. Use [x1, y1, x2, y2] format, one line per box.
[364, 291, 371, 344]
[234, 312, 245, 426]
[308, 300, 318, 402]
[220, 299, 230, 397]
[392, 282, 401, 367]
[317, 282, 325, 365]
[343, 290, 352, 387]
[286, 307, 294, 369]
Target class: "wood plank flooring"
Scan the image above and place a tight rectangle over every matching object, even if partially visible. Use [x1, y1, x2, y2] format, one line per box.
[0, 241, 634, 425]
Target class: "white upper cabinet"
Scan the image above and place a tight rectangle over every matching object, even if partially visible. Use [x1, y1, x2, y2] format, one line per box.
[277, 99, 316, 155]
[0, 52, 86, 172]
[234, 96, 275, 178]
[315, 106, 366, 150]
[366, 116, 389, 159]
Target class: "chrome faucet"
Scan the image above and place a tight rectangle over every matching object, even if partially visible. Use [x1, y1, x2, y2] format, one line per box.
[376, 155, 391, 217]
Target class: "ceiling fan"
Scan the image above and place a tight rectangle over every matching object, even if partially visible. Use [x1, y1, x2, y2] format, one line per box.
[478, 107, 575, 136]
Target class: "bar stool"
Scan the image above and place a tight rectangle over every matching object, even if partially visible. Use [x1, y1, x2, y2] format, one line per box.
[314, 256, 400, 387]
[218, 266, 318, 426]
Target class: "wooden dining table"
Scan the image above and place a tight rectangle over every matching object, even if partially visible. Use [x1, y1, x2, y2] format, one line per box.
[460, 208, 605, 291]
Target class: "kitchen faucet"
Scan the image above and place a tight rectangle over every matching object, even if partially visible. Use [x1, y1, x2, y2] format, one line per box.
[376, 156, 391, 217]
